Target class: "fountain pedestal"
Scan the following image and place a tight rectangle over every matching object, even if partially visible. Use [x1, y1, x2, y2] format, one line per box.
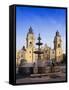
[34, 34, 45, 74]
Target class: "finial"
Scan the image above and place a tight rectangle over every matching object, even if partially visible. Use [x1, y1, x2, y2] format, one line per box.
[38, 33, 41, 40]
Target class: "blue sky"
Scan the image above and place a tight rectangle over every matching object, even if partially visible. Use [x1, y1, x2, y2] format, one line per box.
[16, 6, 66, 53]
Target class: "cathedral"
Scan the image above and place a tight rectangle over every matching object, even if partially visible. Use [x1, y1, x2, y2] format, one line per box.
[16, 26, 63, 66]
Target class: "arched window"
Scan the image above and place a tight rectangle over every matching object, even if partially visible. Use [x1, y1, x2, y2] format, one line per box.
[30, 42, 32, 44]
[58, 44, 60, 48]
[29, 51, 31, 53]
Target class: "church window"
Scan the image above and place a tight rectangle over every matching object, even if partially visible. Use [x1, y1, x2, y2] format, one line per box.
[58, 44, 60, 48]
[29, 51, 31, 53]
[30, 42, 32, 44]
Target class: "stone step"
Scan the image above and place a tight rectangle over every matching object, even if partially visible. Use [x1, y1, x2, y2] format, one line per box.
[30, 72, 62, 78]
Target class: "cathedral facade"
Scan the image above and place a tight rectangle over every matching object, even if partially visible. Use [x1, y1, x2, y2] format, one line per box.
[16, 27, 63, 66]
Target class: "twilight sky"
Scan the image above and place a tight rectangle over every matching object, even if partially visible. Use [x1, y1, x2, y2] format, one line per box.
[16, 6, 66, 53]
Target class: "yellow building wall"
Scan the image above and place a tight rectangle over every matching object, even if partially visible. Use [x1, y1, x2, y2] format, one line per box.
[25, 47, 36, 63]
[55, 48, 63, 62]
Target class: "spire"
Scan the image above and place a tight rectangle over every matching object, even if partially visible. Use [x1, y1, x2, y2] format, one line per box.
[56, 30, 60, 36]
[28, 26, 33, 34]
[22, 46, 26, 51]
[26, 26, 34, 39]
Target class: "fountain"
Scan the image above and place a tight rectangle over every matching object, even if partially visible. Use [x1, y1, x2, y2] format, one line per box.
[34, 34, 44, 74]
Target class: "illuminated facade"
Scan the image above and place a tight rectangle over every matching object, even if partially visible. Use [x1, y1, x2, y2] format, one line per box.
[16, 27, 63, 66]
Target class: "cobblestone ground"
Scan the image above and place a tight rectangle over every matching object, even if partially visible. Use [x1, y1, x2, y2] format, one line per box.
[16, 65, 66, 84]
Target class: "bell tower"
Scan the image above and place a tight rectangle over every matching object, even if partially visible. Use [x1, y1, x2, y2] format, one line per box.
[54, 30, 63, 62]
[26, 26, 35, 63]
[26, 26, 35, 48]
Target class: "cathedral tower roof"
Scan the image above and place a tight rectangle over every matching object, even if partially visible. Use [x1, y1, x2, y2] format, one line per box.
[22, 46, 26, 51]
[56, 30, 60, 36]
[28, 26, 33, 34]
